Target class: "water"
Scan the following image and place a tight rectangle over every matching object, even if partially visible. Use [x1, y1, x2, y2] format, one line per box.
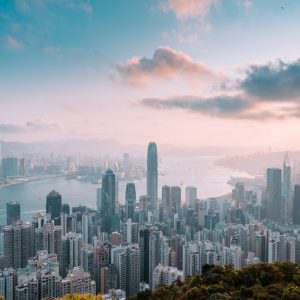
[0, 156, 249, 225]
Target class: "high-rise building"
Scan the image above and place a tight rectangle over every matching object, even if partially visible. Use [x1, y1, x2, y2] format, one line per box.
[46, 191, 62, 225]
[139, 228, 161, 286]
[293, 185, 300, 225]
[171, 186, 181, 215]
[0, 268, 16, 300]
[283, 154, 292, 222]
[125, 183, 136, 220]
[61, 232, 82, 277]
[111, 245, 140, 297]
[101, 169, 119, 233]
[3, 222, 35, 269]
[147, 142, 158, 216]
[6, 201, 20, 225]
[266, 168, 282, 223]
[152, 264, 184, 289]
[2, 157, 18, 178]
[185, 186, 197, 209]
[61, 267, 96, 296]
[97, 187, 102, 213]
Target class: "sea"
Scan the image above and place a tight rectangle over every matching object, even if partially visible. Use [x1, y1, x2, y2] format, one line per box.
[0, 156, 250, 225]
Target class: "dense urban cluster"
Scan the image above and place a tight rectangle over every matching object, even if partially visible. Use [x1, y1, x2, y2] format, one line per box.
[0, 143, 299, 300]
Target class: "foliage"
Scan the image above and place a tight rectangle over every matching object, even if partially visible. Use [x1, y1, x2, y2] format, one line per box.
[58, 294, 103, 300]
[131, 263, 300, 300]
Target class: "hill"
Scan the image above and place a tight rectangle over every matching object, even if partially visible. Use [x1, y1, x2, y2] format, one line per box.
[130, 263, 300, 300]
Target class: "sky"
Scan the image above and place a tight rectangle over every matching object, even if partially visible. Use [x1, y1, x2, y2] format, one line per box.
[1, 0, 300, 150]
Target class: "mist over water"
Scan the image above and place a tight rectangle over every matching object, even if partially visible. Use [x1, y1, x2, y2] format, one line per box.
[0, 156, 249, 225]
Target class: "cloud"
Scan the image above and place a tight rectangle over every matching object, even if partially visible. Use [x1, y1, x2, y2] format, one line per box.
[163, 0, 217, 20]
[0, 121, 60, 135]
[241, 59, 300, 101]
[116, 47, 220, 87]
[141, 94, 299, 121]
[4, 35, 24, 50]
[141, 95, 253, 118]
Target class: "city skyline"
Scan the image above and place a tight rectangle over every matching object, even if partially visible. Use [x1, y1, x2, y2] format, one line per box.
[1, 1, 300, 150]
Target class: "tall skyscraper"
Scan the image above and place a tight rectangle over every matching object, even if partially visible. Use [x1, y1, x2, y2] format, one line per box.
[3, 222, 35, 269]
[111, 245, 140, 297]
[46, 190, 62, 225]
[185, 186, 197, 209]
[147, 142, 158, 216]
[125, 183, 136, 220]
[6, 202, 20, 225]
[293, 185, 300, 225]
[266, 168, 282, 223]
[283, 154, 292, 222]
[101, 169, 118, 233]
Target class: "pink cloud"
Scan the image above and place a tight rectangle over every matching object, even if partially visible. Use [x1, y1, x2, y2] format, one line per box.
[163, 0, 217, 20]
[116, 47, 221, 87]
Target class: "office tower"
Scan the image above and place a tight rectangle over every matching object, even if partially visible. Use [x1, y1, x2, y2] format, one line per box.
[40, 223, 62, 262]
[266, 168, 282, 223]
[171, 186, 181, 215]
[97, 187, 102, 213]
[99, 265, 118, 295]
[62, 204, 70, 215]
[46, 190, 62, 225]
[61, 232, 82, 277]
[101, 169, 118, 233]
[3, 222, 35, 269]
[185, 186, 197, 209]
[293, 185, 300, 225]
[147, 142, 158, 216]
[93, 242, 111, 293]
[19, 158, 25, 177]
[2, 157, 18, 178]
[0, 268, 16, 300]
[6, 201, 20, 225]
[125, 183, 136, 220]
[204, 210, 219, 230]
[111, 245, 140, 297]
[255, 231, 268, 262]
[81, 244, 94, 277]
[121, 219, 139, 244]
[139, 228, 161, 286]
[61, 267, 96, 296]
[82, 213, 89, 244]
[152, 264, 184, 289]
[283, 154, 292, 222]
[232, 182, 245, 208]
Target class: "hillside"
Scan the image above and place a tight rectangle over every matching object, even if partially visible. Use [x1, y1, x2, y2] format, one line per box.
[130, 263, 300, 300]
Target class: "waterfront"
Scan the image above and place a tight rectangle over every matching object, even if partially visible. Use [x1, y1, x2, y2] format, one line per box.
[0, 156, 250, 225]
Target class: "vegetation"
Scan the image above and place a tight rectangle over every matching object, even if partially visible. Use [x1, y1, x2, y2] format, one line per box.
[130, 263, 300, 300]
[58, 295, 102, 300]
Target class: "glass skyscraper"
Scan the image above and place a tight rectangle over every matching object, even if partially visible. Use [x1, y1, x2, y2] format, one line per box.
[147, 142, 158, 216]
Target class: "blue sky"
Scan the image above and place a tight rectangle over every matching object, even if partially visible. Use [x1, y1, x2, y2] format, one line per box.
[1, 0, 300, 149]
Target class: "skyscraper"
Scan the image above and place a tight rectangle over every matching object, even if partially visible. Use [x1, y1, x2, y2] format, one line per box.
[6, 202, 20, 225]
[125, 183, 136, 220]
[293, 185, 300, 225]
[147, 142, 158, 216]
[111, 245, 140, 297]
[46, 190, 62, 225]
[185, 186, 197, 209]
[283, 154, 292, 222]
[101, 169, 118, 233]
[266, 168, 282, 223]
